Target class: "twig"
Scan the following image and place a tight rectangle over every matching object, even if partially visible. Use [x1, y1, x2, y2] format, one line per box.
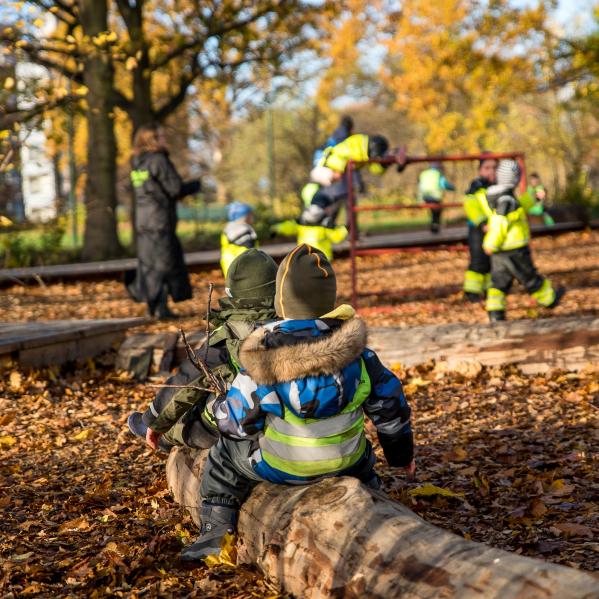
[204, 282, 214, 364]
[180, 328, 204, 373]
[148, 383, 214, 393]
[179, 326, 226, 395]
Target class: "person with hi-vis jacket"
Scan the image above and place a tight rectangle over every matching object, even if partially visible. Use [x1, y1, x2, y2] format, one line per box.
[220, 202, 258, 276]
[462, 154, 498, 301]
[417, 162, 455, 234]
[306, 133, 392, 220]
[280, 133, 401, 259]
[483, 159, 565, 322]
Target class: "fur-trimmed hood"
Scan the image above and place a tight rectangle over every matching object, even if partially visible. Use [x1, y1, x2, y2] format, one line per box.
[239, 317, 367, 385]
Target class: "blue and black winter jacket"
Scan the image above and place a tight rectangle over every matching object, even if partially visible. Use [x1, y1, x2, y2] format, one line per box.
[213, 312, 414, 483]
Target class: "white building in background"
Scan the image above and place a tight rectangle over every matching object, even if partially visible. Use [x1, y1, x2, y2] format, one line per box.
[16, 61, 58, 223]
[20, 126, 56, 222]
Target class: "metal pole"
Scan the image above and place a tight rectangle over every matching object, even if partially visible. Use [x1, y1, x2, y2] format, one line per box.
[348, 160, 357, 308]
[66, 79, 77, 246]
[266, 107, 275, 205]
[516, 155, 527, 195]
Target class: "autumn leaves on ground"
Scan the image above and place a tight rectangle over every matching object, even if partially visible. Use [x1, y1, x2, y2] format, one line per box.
[1, 230, 599, 597]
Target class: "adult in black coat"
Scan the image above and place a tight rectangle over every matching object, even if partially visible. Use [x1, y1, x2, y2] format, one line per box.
[126, 123, 201, 319]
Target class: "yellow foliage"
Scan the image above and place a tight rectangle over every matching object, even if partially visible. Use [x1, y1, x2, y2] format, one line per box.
[381, 0, 545, 152]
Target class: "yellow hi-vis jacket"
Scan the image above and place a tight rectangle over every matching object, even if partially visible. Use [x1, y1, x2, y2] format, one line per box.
[273, 220, 347, 260]
[463, 188, 493, 226]
[318, 134, 385, 176]
[483, 195, 530, 253]
[220, 221, 258, 276]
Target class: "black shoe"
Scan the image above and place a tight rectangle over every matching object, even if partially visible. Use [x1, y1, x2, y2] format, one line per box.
[546, 287, 565, 309]
[464, 292, 483, 303]
[430, 223, 440, 234]
[156, 305, 178, 320]
[127, 412, 174, 453]
[488, 310, 506, 322]
[180, 502, 238, 565]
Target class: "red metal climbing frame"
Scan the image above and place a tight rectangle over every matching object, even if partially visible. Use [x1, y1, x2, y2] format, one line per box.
[347, 151, 527, 307]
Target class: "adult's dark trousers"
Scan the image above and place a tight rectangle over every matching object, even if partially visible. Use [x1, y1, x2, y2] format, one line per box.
[125, 229, 192, 310]
[467, 224, 491, 275]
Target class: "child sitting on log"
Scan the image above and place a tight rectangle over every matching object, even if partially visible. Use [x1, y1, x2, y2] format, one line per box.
[127, 249, 278, 451]
[180, 244, 415, 564]
[483, 160, 564, 321]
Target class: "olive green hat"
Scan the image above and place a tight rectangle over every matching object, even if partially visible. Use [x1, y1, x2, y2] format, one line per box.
[225, 249, 277, 300]
[275, 244, 337, 319]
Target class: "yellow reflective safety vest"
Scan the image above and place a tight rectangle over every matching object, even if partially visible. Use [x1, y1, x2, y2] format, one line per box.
[418, 168, 444, 200]
[220, 235, 252, 276]
[318, 134, 385, 176]
[301, 182, 320, 207]
[258, 360, 372, 478]
[483, 200, 530, 253]
[463, 188, 493, 226]
[273, 220, 347, 261]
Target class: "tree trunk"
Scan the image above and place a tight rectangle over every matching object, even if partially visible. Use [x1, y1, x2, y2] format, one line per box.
[79, 0, 121, 261]
[167, 447, 599, 599]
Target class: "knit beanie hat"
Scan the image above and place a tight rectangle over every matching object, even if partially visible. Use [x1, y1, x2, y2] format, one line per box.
[496, 159, 521, 188]
[225, 249, 277, 300]
[227, 201, 253, 222]
[275, 244, 337, 319]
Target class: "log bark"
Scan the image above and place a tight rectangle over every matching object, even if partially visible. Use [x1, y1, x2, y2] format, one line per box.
[166, 447, 599, 599]
[369, 316, 599, 375]
[122, 316, 599, 378]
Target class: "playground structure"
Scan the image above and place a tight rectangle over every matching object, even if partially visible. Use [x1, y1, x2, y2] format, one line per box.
[347, 151, 527, 306]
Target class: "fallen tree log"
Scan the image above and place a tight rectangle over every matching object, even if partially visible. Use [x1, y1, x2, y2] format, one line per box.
[166, 447, 598, 599]
[120, 316, 599, 379]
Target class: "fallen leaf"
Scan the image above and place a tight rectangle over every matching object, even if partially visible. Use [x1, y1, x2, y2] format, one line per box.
[444, 446, 468, 462]
[553, 523, 593, 538]
[548, 479, 576, 497]
[9, 371, 22, 391]
[0, 435, 17, 449]
[10, 552, 34, 562]
[59, 517, 90, 533]
[70, 429, 91, 442]
[408, 483, 465, 499]
[530, 498, 547, 518]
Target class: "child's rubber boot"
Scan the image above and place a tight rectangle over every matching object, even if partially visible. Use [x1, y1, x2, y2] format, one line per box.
[546, 287, 565, 309]
[180, 502, 238, 566]
[488, 310, 506, 322]
[126, 412, 174, 453]
[464, 292, 483, 303]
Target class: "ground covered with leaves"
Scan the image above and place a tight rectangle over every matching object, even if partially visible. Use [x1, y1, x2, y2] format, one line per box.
[1, 358, 597, 597]
[1, 229, 598, 596]
[2, 230, 599, 329]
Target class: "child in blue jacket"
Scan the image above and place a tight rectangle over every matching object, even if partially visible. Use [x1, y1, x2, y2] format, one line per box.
[181, 244, 415, 564]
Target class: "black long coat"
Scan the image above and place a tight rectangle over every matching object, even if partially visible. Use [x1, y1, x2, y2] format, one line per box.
[126, 151, 200, 304]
